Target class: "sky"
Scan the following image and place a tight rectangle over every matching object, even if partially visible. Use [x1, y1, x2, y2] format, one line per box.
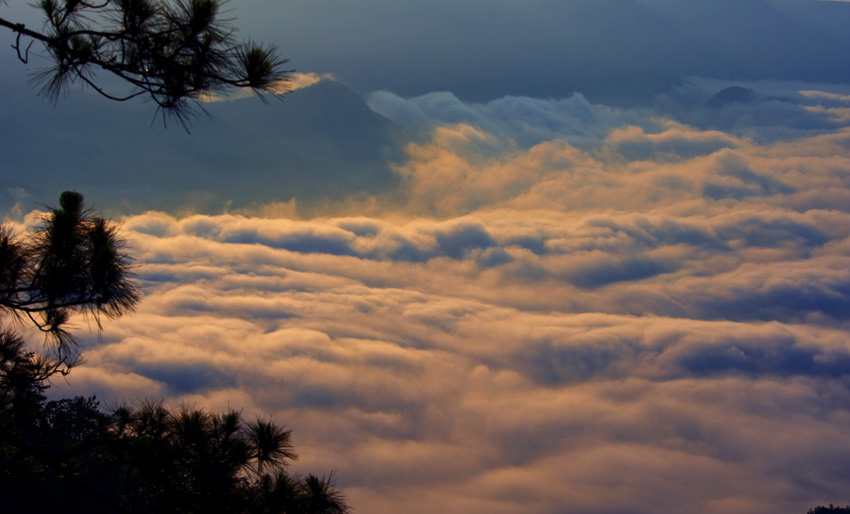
[2, 1, 850, 513]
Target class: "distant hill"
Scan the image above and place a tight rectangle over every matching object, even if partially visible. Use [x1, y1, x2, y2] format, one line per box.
[0, 78, 409, 215]
[705, 86, 758, 108]
[704, 85, 800, 110]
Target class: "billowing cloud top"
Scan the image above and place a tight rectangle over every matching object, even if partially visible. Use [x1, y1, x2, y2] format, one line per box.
[1, 0, 848, 509]
[15, 81, 849, 514]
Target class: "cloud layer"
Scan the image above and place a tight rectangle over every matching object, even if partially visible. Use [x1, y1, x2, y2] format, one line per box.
[21, 87, 850, 514]
[3, 2, 848, 510]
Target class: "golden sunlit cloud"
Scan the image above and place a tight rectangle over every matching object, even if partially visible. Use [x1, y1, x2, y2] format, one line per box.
[799, 90, 850, 103]
[198, 72, 335, 102]
[282, 72, 336, 92]
[35, 85, 850, 514]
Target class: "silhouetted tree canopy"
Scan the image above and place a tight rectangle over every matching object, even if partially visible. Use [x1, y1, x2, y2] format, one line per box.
[0, 331, 350, 514]
[1, 193, 350, 513]
[0, 0, 291, 127]
[807, 506, 850, 514]
[0, 191, 138, 371]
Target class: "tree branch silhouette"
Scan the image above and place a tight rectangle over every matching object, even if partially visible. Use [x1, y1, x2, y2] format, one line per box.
[0, 0, 292, 129]
[0, 191, 139, 371]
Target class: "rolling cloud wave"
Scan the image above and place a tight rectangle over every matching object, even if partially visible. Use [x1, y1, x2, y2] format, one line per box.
[21, 86, 850, 514]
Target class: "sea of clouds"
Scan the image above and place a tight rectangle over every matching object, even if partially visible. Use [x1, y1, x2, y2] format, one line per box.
[15, 81, 850, 514]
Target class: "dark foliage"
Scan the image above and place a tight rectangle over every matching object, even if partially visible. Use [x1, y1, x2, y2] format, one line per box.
[808, 506, 850, 514]
[0, 0, 291, 127]
[0, 193, 350, 512]
[0, 333, 350, 513]
[0, 191, 139, 371]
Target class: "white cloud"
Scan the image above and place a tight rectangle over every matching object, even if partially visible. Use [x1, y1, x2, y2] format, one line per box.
[36, 87, 850, 514]
[367, 90, 656, 149]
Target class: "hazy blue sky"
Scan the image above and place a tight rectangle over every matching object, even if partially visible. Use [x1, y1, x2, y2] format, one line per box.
[2, 1, 850, 513]
[231, 0, 850, 101]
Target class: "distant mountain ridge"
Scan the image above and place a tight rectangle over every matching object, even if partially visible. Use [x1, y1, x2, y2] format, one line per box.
[705, 87, 758, 108]
[0, 78, 409, 215]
